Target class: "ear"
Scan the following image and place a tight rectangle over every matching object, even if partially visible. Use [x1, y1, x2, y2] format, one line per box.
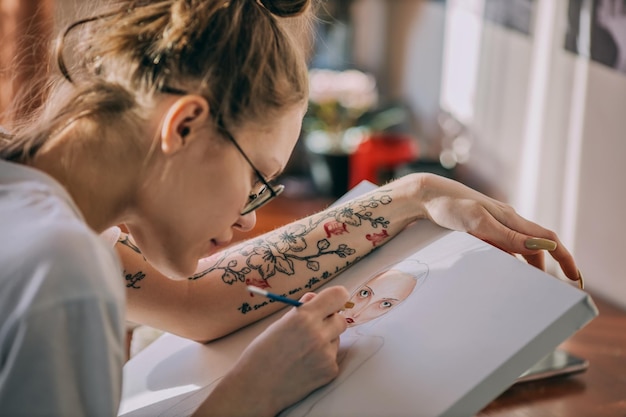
[160, 95, 210, 155]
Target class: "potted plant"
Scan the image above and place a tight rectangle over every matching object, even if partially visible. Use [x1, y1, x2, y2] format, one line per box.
[303, 68, 378, 196]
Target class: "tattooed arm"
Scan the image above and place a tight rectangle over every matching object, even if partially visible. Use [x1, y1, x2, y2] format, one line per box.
[120, 173, 580, 342]
[121, 176, 418, 342]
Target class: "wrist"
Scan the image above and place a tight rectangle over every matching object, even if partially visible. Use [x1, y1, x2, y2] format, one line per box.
[392, 172, 431, 223]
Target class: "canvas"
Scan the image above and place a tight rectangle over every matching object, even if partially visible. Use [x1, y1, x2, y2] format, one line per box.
[119, 183, 597, 417]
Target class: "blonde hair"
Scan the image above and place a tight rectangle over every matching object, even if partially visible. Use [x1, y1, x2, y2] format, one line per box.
[1, 0, 314, 162]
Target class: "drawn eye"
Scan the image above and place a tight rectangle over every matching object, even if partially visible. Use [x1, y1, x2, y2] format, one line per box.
[380, 300, 393, 309]
[358, 289, 370, 298]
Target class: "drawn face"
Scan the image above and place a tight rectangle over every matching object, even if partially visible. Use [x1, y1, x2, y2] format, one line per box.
[342, 269, 418, 327]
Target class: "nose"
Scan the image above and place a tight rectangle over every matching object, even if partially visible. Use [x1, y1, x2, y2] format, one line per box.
[233, 211, 256, 232]
[351, 303, 363, 317]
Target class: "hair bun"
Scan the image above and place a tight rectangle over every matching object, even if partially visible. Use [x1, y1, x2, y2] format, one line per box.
[257, 0, 310, 17]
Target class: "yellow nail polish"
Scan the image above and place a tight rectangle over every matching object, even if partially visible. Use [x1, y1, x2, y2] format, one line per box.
[524, 237, 557, 251]
[577, 270, 584, 290]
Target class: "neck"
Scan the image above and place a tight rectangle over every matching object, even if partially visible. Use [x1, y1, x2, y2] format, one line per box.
[30, 134, 140, 234]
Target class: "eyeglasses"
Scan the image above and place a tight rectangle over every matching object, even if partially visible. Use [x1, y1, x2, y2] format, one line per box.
[220, 128, 285, 215]
[158, 86, 284, 215]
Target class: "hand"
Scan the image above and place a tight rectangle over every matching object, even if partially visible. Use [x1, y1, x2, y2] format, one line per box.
[415, 174, 580, 282]
[195, 286, 349, 417]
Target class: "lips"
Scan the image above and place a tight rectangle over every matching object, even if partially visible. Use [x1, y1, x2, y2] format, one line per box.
[345, 318, 354, 324]
[201, 236, 233, 258]
[199, 240, 217, 258]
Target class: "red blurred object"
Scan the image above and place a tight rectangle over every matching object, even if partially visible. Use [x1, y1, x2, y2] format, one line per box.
[348, 133, 418, 188]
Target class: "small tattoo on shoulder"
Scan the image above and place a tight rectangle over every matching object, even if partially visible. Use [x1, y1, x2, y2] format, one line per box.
[124, 270, 146, 289]
[118, 235, 145, 259]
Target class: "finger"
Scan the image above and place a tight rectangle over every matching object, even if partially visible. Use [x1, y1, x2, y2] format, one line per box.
[485, 234, 545, 270]
[485, 237, 547, 272]
[298, 292, 317, 304]
[323, 310, 348, 340]
[483, 239, 516, 257]
[469, 207, 540, 254]
[329, 336, 340, 348]
[470, 209, 579, 281]
[330, 337, 341, 355]
[300, 286, 350, 318]
[521, 251, 545, 272]
[547, 243, 579, 282]
[501, 216, 578, 280]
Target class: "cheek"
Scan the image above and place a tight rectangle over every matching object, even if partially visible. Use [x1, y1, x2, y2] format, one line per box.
[210, 179, 248, 220]
[349, 296, 368, 312]
[188, 188, 240, 237]
[193, 162, 248, 223]
[196, 142, 250, 210]
[360, 304, 387, 322]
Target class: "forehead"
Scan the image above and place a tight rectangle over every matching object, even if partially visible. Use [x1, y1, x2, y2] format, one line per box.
[364, 271, 417, 296]
[236, 104, 306, 175]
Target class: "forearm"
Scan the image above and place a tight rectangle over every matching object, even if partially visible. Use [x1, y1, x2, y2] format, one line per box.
[123, 173, 427, 342]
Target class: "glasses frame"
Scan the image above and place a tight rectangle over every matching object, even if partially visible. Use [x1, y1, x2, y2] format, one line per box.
[159, 85, 284, 215]
[219, 127, 285, 215]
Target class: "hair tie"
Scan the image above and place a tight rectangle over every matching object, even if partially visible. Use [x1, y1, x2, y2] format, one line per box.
[56, 10, 118, 84]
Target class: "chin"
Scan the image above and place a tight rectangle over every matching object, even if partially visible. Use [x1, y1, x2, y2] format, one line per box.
[146, 252, 198, 280]
[127, 228, 201, 279]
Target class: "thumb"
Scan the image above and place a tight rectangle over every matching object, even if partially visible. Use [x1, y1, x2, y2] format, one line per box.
[298, 292, 317, 303]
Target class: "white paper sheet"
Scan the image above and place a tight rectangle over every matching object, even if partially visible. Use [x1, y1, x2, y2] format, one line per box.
[119, 184, 597, 417]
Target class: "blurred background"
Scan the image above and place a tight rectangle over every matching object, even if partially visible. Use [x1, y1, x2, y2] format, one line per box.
[1, 0, 624, 312]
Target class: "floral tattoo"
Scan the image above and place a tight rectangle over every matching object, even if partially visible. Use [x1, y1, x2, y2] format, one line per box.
[190, 192, 393, 314]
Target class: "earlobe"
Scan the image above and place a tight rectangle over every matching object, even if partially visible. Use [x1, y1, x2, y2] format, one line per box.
[160, 95, 210, 155]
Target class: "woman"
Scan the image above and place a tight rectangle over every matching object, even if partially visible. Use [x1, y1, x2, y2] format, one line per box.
[0, 0, 580, 415]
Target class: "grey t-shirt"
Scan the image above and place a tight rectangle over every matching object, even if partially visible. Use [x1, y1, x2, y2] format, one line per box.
[0, 160, 125, 416]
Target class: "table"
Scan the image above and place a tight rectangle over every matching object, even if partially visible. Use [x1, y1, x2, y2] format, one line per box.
[479, 297, 626, 416]
[247, 195, 626, 417]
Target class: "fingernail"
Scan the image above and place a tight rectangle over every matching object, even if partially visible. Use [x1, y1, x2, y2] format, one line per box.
[577, 270, 584, 290]
[343, 301, 355, 309]
[524, 238, 557, 251]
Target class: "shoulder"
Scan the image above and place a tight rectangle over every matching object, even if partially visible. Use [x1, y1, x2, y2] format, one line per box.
[0, 167, 121, 289]
[0, 221, 125, 415]
[36, 223, 124, 303]
[0, 164, 123, 314]
[1, 212, 123, 312]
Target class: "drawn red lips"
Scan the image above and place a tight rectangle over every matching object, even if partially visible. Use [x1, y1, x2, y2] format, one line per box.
[345, 318, 354, 324]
